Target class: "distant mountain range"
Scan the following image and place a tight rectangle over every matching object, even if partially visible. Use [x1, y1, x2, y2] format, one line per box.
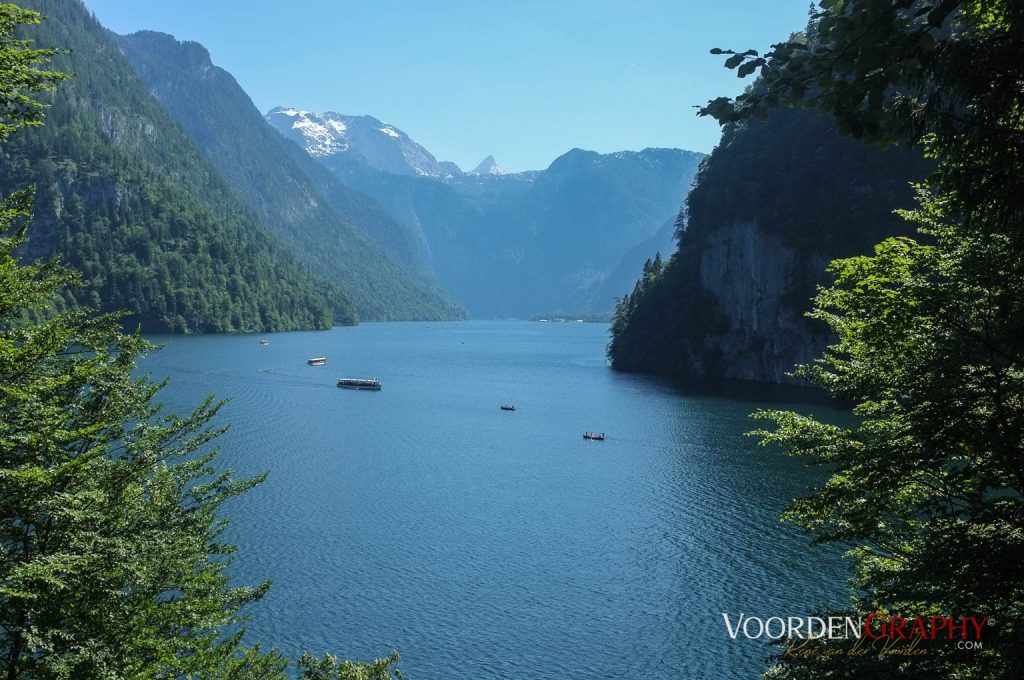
[10, 1, 947, 391]
[6, 0, 706, 329]
[267, 106, 704, 317]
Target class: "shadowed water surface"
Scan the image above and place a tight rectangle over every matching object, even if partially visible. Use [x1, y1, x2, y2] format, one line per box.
[141, 321, 848, 679]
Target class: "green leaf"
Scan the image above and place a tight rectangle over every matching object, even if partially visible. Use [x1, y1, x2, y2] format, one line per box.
[737, 61, 758, 78]
[724, 53, 744, 69]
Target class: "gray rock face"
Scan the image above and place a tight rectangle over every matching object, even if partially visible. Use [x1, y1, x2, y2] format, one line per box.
[694, 221, 829, 383]
[470, 155, 507, 175]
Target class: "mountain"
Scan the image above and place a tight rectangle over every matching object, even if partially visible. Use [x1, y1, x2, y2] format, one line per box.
[384, 147, 704, 317]
[593, 216, 677, 311]
[470, 155, 507, 175]
[1, 0, 352, 333]
[607, 106, 933, 385]
[114, 31, 464, 322]
[266, 108, 461, 178]
[266, 109, 705, 318]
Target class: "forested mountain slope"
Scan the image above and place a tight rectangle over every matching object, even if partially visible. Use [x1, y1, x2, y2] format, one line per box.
[117, 30, 464, 321]
[2, 0, 353, 332]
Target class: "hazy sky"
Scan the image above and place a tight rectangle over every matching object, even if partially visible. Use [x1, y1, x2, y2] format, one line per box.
[81, 0, 810, 172]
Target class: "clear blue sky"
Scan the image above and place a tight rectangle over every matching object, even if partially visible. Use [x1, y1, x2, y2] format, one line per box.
[82, 0, 810, 172]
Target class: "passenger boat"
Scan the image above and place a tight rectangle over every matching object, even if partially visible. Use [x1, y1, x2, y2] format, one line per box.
[338, 377, 381, 391]
[307, 357, 327, 366]
[500, 404, 516, 411]
[583, 432, 606, 441]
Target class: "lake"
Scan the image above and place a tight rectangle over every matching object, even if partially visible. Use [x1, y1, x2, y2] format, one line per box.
[140, 320, 848, 679]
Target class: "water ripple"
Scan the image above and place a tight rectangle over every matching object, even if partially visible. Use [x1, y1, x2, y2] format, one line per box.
[140, 322, 848, 679]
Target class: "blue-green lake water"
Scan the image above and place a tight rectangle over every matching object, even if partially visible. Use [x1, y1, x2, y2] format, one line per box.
[141, 321, 847, 679]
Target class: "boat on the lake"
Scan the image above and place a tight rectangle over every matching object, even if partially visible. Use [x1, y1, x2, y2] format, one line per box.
[338, 377, 381, 390]
[583, 432, 606, 441]
[500, 404, 516, 411]
[307, 357, 327, 366]
[259, 339, 270, 346]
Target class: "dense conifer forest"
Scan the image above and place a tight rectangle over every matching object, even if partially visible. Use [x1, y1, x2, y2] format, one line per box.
[0, 0, 354, 332]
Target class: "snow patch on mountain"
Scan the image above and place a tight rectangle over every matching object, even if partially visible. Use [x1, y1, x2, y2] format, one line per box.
[265, 106, 461, 177]
[297, 119, 345, 155]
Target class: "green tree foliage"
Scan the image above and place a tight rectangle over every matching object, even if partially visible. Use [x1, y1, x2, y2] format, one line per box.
[0, 7, 404, 677]
[0, 6, 285, 675]
[0, 247, 286, 676]
[0, 0, 355, 333]
[0, 3, 65, 140]
[297, 651, 402, 680]
[0, 196, 408, 679]
[698, 0, 1023, 676]
[0, 211, 402, 680]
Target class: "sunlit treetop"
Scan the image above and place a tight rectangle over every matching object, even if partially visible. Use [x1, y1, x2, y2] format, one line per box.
[0, 4, 67, 143]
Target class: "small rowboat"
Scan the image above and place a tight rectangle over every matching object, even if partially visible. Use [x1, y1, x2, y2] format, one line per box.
[583, 432, 606, 441]
[500, 404, 516, 411]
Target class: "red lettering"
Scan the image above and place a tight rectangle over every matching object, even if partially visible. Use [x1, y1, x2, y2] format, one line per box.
[891, 616, 908, 640]
[908, 617, 928, 638]
[950, 617, 969, 639]
[931, 616, 950, 640]
[864, 613, 886, 639]
[968, 616, 987, 640]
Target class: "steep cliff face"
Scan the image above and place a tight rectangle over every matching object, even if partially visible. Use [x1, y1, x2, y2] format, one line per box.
[608, 107, 932, 385]
[692, 221, 829, 382]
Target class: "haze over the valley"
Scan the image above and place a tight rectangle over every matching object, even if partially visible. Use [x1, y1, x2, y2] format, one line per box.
[83, 0, 812, 172]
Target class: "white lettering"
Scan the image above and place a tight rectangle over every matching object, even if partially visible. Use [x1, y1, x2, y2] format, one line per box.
[808, 616, 827, 639]
[742, 616, 765, 639]
[845, 617, 863, 639]
[724, 613, 862, 641]
[722, 613, 745, 639]
[787, 616, 805, 639]
[765, 617, 786, 639]
[828, 616, 844, 639]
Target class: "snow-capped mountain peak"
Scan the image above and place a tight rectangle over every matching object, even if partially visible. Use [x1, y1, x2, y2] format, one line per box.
[471, 155, 508, 175]
[269, 108, 349, 157]
[265, 106, 461, 178]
